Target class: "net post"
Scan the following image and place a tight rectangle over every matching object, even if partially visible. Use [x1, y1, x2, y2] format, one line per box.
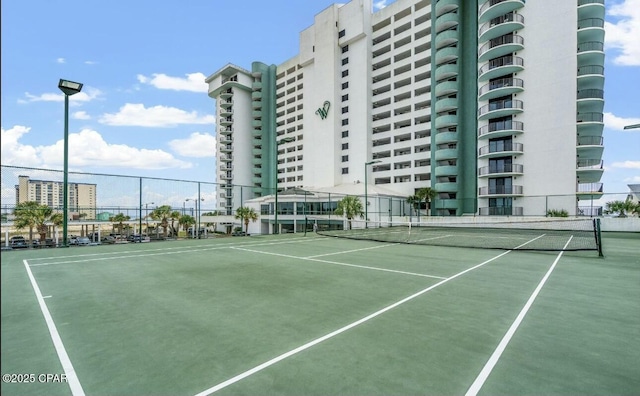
[304, 216, 307, 237]
[595, 218, 604, 257]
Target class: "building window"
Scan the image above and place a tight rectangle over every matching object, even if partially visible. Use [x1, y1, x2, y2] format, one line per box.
[342, 94, 349, 102]
[342, 106, 349, 114]
[341, 45, 349, 53]
[342, 143, 349, 150]
[342, 131, 349, 138]
[342, 155, 349, 162]
[339, 29, 346, 38]
[342, 70, 349, 78]
[342, 119, 349, 126]
[342, 167, 349, 174]
[342, 58, 349, 66]
[342, 82, 349, 89]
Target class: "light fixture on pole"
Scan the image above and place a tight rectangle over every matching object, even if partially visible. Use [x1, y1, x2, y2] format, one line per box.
[274, 136, 295, 234]
[364, 160, 382, 228]
[58, 79, 83, 247]
[624, 124, 640, 130]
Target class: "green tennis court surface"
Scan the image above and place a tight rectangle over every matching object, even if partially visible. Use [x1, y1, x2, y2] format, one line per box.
[1, 232, 638, 395]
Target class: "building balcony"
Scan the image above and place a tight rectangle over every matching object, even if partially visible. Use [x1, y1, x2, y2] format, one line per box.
[435, 0, 459, 17]
[577, 159, 604, 183]
[252, 110, 262, 120]
[434, 165, 458, 177]
[220, 155, 233, 162]
[435, 97, 458, 113]
[478, 34, 524, 62]
[435, 45, 460, 66]
[435, 29, 459, 50]
[435, 131, 458, 145]
[478, 142, 523, 158]
[577, 65, 605, 88]
[576, 112, 604, 136]
[251, 91, 262, 100]
[435, 63, 459, 81]
[220, 145, 233, 153]
[478, 99, 523, 120]
[219, 127, 233, 135]
[219, 164, 233, 171]
[219, 99, 233, 108]
[219, 117, 233, 126]
[578, 18, 605, 43]
[252, 81, 262, 90]
[479, 12, 524, 42]
[435, 182, 458, 193]
[478, 77, 524, 101]
[478, 163, 523, 177]
[478, 55, 524, 82]
[576, 182, 604, 199]
[435, 79, 459, 97]
[220, 174, 233, 181]
[435, 11, 459, 33]
[479, 0, 525, 24]
[219, 136, 233, 145]
[478, 120, 524, 139]
[220, 192, 233, 199]
[578, 0, 605, 20]
[577, 88, 605, 113]
[435, 114, 458, 129]
[478, 206, 523, 216]
[577, 41, 605, 65]
[220, 88, 233, 98]
[478, 185, 524, 197]
[577, 135, 604, 158]
[435, 147, 459, 161]
[220, 108, 233, 117]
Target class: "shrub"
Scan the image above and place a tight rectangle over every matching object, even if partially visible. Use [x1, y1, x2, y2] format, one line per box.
[547, 209, 569, 217]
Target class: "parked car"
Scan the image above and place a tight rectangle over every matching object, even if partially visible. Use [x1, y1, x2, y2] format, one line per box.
[43, 238, 57, 248]
[128, 234, 150, 243]
[68, 235, 79, 245]
[101, 235, 116, 244]
[10, 236, 28, 249]
[231, 231, 247, 237]
[76, 237, 92, 246]
[31, 239, 41, 248]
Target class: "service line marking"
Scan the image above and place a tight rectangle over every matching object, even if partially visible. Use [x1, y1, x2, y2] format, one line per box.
[305, 243, 397, 258]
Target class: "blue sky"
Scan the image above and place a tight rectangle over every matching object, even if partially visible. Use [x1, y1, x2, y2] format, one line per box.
[1, 0, 639, 200]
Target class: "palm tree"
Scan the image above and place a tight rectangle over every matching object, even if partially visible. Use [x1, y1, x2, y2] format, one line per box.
[13, 201, 60, 243]
[150, 205, 172, 238]
[604, 199, 637, 218]
[169, 210, 181, 236]
[179, 215, 195, 236]
[406, 195, 421, 222]
[235, 206, 258, 235]
[335, 196, 364, 230]
[416, 187, 437, 217]
[109, 213, 130, 235]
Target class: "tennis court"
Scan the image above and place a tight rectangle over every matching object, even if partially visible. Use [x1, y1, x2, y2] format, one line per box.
[1, 231, 638, 395]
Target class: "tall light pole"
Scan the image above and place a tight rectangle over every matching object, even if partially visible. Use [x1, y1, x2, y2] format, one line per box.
[364, 160, 381, 228]
[624, 124, 640, 130]
[274, 136, 295, 234]
[58, 79, 83, 247]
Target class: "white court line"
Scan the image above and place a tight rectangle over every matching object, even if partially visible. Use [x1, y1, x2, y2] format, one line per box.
[305, 243, 397, 258]
[28, 238, 317, 267]
[464, 236, 573, 396]
[232, 246, 446, 280]
[194, 235, 545, 396]
[23, 260, 85, 396]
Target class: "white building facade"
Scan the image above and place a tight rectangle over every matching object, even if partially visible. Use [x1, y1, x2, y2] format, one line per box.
[206, 0, 605, 219]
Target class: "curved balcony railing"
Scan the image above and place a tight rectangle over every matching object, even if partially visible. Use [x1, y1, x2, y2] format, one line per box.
[577, 89, 604, 100]
[577, 136, 603, 146]
[578, 18, 604, 29]
[578, 0, 604, 5]
[478, 185, 524, 196]
[578, 41, 604, 53]
[577, 65, 604, 76]
[479, 12, 524, 39]
[478, 163, 523, 176]
[478, 142, 523, 156]
[577, 159, 603, 169]
[478, 120, 524, 137]
[479, 77, 524, 97]
[478, 99, 523, 117]
[479, 34, 524, 58]
[576, 112, 604, 123]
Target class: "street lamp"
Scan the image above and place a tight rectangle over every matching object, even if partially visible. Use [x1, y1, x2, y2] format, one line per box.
[274, 136, 295, 234]
[58, 79, 83, 247]
[364, 160, 381, 228]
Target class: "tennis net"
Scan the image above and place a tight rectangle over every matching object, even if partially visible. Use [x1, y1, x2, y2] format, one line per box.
[309, 217, 602, 254]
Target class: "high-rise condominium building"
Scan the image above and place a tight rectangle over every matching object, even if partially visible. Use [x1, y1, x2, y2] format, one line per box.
[15, 175, 97, 220]
[206, 0, 605, 217]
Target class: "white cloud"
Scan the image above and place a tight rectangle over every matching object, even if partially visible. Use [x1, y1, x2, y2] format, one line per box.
[611, 161, 640, 169]
[168, 132, 217, 158]
[56, 58, 65, 64]
[84, 60, 98, 65]
[73, 111, 91, 120]
[604, 112, 640, 131]
[137, 72, 208, 93]
[373, 0, 390, 10]
[0, 125, 192, 170]
[99, 103, 215, 127]
[624, 176, 640, 183]
[20, 87, 102, 104]
[605, 0, 640, 66]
